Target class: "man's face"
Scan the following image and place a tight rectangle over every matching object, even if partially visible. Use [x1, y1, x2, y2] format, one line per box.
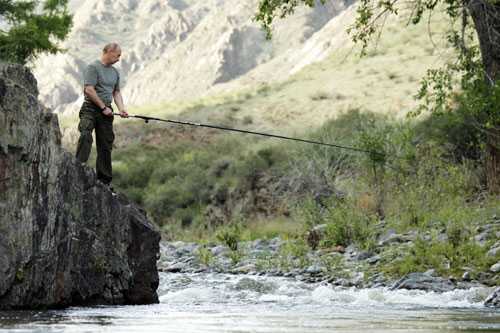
[107, 48, 121, 64]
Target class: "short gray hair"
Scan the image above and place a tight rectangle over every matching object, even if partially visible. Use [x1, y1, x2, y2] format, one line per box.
[103, 43, 120, 53]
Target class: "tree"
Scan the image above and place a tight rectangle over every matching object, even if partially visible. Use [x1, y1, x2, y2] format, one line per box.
[255, 0, 500, 193]
[0, 0, 72, 64]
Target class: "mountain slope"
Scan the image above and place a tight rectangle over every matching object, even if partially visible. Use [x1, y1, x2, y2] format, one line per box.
[32, 0, 347, 114]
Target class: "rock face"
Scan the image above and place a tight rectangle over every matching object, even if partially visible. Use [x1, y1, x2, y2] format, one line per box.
[0, 63, 161, 309]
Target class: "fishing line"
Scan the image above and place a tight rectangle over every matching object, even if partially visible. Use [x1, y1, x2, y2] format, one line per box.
[113, 113, 389, 159]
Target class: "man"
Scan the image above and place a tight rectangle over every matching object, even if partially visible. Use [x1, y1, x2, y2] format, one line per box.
[75, 42, 128, 191]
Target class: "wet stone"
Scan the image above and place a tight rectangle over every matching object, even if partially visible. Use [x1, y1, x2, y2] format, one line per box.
[234, 277, 276, 294]
[391, 272, 456, 293]
[485, 287, 500, 308]
[489, 262, 500, 273]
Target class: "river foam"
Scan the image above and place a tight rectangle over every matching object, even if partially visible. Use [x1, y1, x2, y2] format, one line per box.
[158, 272, 493, 309]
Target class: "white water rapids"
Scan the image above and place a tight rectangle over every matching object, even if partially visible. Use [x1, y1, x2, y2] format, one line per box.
[1, 272, 499, 332]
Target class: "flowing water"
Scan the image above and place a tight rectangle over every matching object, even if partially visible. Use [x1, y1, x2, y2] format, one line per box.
[1, 272, 499, 333]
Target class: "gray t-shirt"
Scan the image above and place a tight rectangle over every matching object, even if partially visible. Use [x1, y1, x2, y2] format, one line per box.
[83, 60, 120, 107]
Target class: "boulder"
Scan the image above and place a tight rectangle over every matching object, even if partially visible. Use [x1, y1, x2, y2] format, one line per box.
[390, 272, 455, 293]
[0, 63, 160, 309]
[485, 287, 500, 308]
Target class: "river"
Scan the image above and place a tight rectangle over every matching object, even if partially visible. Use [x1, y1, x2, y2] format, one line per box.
[1, 272, 499, 332]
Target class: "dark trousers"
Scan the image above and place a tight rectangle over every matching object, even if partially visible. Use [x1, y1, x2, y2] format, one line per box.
[75, 103, 115, 184]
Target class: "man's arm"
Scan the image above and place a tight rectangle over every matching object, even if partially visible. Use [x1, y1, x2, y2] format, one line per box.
[112, 89, 125, 112]
[84, 85, 106, 109]
[113, 89, 128, 118]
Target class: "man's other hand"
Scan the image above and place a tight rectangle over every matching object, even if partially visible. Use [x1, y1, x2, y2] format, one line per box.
[102, 107, 113, 117]
[119, 110, 129, 118]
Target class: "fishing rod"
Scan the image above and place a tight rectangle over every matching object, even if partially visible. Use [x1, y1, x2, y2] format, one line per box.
[113, 113, 387, 158]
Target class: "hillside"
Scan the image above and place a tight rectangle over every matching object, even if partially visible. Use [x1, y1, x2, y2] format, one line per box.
[32, 0, 347, 114]
[57, 3, 453, 148]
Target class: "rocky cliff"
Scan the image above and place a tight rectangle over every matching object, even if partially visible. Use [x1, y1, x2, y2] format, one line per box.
[0, 62, 160, 309]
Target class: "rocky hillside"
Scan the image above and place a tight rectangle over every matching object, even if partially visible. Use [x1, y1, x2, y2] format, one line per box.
[0, 62, 160, 309]
[31, 0, 350, 114]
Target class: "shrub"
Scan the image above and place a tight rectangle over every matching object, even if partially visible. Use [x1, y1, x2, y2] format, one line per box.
[196, 245, 214, 266]
[216, 223, 242, 251]
[383, 236, 495, 278]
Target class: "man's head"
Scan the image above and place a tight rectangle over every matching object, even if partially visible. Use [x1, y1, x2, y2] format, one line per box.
[101, 43, 121, 65]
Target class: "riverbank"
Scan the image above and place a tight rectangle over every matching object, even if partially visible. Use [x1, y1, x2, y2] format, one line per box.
[158, 217, 500, 306]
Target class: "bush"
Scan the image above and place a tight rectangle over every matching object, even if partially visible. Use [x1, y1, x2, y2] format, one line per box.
[216, 223, 242, 251]
[322, 201, 376, 248]
[196, 245, 214, 266]
[296, 196, 376, 248]
[383, 236, 495, 278]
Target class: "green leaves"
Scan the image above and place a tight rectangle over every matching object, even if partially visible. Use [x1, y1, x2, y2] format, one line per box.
[0, 0, 72, 64]
[254, 0, 325, 39]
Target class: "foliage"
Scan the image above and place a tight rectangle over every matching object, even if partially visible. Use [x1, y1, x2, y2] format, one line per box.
[0, 0, 73, 64]
[254, 0, 500, 193]
[195, 245, 214, 266]
[382, 235, 497, 278]
[228, 248, 244, 265]
[276, 238, 311, 270]
[386, 145, 475, 230]
[254, 0, 326, 38]
[297, 196, 377, 248]
[216, 223, 242, 251]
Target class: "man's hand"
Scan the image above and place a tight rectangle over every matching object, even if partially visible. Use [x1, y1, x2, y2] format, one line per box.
[119, 110, 129, 118]
[102, 107, 113, 117]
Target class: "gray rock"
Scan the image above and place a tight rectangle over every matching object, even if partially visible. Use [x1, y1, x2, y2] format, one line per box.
[436, 233, 448, 242]
[354, 251, 373, 261]
[475, 232, 490, 246]
[175, 243, 198, 256]
[332, 278, 354, 287]
[0, 63, 160, 309]
[232, 264, 256, 274]
[164, 262, 189, 273]
[305, 264, 324, 275]
[268, 237, 282, 251]
[345, 244, 358, 255]
[477, 223, 498, 233]
[367, 272, 387, 286]
[485, 287, 500, 308]
[404, 230, 418, 241]
[210, 245, 227, 256]
[312, 224, 328, 233]
[378, 229, 405, 246]
[170, 241, 186, 248]
[462, 271, 471, 281]
[251, 239, 269, 250]
[367, 255, 381, 264]
[391, 272, 456, 292]
[489, 262, 500, 273]
[476, 272, 494, 284]
[424, 269, 437, 277]
[487, 242, 500, 257]
[234, 277, 276, 293]
[351, 272, 364, 286]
